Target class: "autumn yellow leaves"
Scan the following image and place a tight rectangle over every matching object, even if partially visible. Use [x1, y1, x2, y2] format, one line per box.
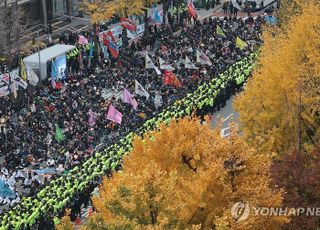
[234, 0, 320, 157]
[57, 0, 320, 229]
[81, 0, 158, 23]
[61, 117, 285, 230]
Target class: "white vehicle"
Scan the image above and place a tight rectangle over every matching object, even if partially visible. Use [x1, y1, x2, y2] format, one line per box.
[232, 0, 277, 11]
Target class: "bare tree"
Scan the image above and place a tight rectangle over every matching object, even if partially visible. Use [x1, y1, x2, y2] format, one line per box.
[0, 1, 28, 69]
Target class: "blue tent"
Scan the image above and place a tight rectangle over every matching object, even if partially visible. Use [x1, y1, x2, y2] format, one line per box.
[0, 179, 15, 199]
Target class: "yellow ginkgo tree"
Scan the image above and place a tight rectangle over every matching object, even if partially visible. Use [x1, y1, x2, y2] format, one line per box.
[82, 0, 157, 24]
[234, 1, 320, 156]
[60, 117, 287, 230]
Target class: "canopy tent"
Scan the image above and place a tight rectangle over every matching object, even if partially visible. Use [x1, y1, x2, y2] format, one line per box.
[23, 44, 76, 80]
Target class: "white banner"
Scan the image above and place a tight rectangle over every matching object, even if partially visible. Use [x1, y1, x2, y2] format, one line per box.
[99, 23, 145, 49]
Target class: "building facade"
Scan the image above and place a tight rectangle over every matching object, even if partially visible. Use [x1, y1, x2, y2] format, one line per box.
[4, 0, 80, 25]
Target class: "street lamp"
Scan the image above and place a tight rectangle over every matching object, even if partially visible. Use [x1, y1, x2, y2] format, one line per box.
[37, 27, 42, 80]
[0, 117, 7, 156]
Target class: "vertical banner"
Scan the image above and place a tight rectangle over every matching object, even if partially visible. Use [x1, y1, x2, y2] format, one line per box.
[148, 3, 164, 25]
[54, 54, 67, 80]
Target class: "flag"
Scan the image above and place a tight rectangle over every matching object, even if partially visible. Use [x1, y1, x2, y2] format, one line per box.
[187, 0, 197, 18]
[120, 18, 136, 31]
[173, 29, 182, 37]
[88, 109, 97, 127]
[78, 35, 89, 45]
[145, 52, 161, 75]
[151, 4, 163, 24]
[236, 36, 248, 50]
[106, 105, 123, 124]
[159, 57, 174, 71]
[1, 73, 10, 85]
[176, 58, 185, 69]
[164, 70, 182, 88]
[12, 76, 28, 89]
[185, 56, 198, 69]
[135, 80, 150, 99]
[20, 59, 27, 81]
[10, 69, 19, 79]
[89, 40, 94, 60]
[123, 88, 138, 110]
[10, 68, 27, 89]
[25, 65, 39, 86]
[102, 31, 119, 59]
[231, 0, 242, 10]
[196, 50, 212, 65]
[216, 25, 226, 38]
[55, 124, 65, 142]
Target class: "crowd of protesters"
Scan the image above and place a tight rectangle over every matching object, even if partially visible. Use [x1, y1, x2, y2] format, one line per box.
[0, 11, 263, 216]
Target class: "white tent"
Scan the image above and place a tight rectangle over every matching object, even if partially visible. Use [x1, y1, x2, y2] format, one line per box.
[23, 44, 76, 80]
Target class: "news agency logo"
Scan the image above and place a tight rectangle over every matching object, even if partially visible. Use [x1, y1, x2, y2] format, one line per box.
[231, 202, 250, 222]
[231, 201, 320, 222]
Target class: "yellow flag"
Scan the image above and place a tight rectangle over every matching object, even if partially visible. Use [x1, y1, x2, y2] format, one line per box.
[20, 58, 27, 81]
[216, 25, 226, 38]
[236, 36, 248, 50]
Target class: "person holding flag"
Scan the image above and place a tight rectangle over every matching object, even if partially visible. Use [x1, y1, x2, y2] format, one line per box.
[196, 50, 212, 66]
[122, 88, 138, 110]
[185, 56, 198, 69]
[164, 70, 182, 88]
[187, 0, 197, 19]
[78, 35, 89, 45]
[159, 57, 174, 71]
[102, 31, 119, 59]
[135, 80, 150, 99]
[55, 124, 65, 142]
[20, 59, 27, 81]
[25, 65, 39, 86]
[120, 18, 136, 31]
[216, 25, 227, 38]
[145, 52, 161, 75]
[106, 105, 123, 125]
[236, 36, 248, 50]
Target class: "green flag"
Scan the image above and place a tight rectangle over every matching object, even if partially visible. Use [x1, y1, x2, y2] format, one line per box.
[55, 124, 65, 142]
[216, 25, 226, 38]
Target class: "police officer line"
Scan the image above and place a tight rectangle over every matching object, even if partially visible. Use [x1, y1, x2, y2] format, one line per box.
[0, 52, 257, 229]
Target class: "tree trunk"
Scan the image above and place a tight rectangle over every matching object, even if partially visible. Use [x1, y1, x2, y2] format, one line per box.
[66, 0, 72, 15]
[121, 29, 128, 48]
[121, 11, 129, 48]
[162, 1, 168, 24]
[176, 7, 180, 24]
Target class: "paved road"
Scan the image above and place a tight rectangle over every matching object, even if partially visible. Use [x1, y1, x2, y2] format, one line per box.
[211, 96, 239, 136]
